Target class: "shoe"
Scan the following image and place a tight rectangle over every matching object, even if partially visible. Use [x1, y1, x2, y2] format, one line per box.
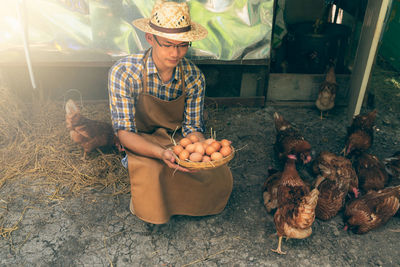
[129, 200, 135, 215]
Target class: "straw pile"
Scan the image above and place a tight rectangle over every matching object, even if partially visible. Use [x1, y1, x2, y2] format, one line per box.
[0, 85, 129, 197]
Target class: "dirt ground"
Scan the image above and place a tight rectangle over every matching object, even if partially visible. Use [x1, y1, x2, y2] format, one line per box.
[1, 60, 400, 266]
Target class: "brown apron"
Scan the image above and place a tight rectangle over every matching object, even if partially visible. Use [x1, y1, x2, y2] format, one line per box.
[126, 51, 233, 224]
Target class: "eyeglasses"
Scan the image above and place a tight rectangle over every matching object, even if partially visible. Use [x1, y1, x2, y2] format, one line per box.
[153, 35, 191, 49]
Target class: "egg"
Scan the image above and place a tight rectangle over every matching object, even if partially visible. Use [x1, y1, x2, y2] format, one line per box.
[188, 134, 199, 143]
[194, 142, 205, 155]
[205, 145, 217, 156]
[220, 146, 232, 157]
[220, 139, 231, 147]
[210, 141, 221, 151]
[204, 138, 215, 145]
[173, 145, 184, 155]
[202, 155, 211, 162]
[202, 142, 208, 149]
[210, 152, 223, 161]
[179, 149, 190, 160]
[180, 137, 192, 147]
[189, 152, 203, 162]
[185, 143, 196, 153]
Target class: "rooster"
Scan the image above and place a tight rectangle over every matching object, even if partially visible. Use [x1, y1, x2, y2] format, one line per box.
[344, 185, 400, 234]
[315, 66, 337, 119]
[271, 155, 320, 254]
[353, 152, 389, 193]
[344, 110, 377, 157]
[65, 99, 121, 159]
[312, 151, 358, 220]
[273, 112, 312, 165]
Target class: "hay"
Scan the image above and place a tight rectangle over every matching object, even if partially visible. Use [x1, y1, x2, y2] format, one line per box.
[0, 85, 129, 197]
[0, 86, 30, 148]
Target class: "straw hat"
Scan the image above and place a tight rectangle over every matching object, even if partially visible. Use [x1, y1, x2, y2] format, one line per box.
[132, 0, 208, 42]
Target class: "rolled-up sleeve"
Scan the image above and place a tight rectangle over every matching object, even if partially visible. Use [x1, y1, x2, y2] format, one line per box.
[108, 59, 140, 133]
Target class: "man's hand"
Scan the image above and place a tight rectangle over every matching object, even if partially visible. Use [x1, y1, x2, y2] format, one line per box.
[161, 149, 194, 173]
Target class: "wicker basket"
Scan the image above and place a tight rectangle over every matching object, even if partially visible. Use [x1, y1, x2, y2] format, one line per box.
[174, 147, 235, 170]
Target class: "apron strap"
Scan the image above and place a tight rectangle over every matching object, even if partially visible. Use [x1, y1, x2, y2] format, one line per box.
[141, 49, 151, 94]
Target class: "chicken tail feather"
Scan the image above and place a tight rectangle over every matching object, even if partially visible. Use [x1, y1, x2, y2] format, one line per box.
[291, 188, 319, 229]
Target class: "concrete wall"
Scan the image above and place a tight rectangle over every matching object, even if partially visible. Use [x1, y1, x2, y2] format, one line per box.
[0, 65, 110, 101]
[0, 63, 267, 104]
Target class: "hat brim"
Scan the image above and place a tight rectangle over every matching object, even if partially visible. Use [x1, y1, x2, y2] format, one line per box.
[132, 18, 208, 42]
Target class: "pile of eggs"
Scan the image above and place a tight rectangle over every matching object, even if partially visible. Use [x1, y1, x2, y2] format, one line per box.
[173, 135, 233, 163]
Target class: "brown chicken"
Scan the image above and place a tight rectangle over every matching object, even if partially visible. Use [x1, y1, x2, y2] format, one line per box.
[315, 66, 337, 119]
[273, 112, 312, 165]
[313, 151, 359, 197]
[312, 151, 358, 220]
[344, 185, 400, 234]
[262, 168, 282, 213]
[353, 152, 389, 193]
[65, 99, 120, 158]
[383, 151, 400, 181]
[271, 155, 320, 254]
[344, 110, 377, 156]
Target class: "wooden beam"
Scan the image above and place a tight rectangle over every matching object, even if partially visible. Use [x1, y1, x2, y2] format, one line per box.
[0, 58, 269, 68]
[205, 96, 265, 107]
[266, 101, 317, 107]
[267, 73, 350, 103]
[193, 59, 268, 66]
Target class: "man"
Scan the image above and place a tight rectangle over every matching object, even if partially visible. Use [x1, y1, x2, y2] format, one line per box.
[108, 0, 233, 224]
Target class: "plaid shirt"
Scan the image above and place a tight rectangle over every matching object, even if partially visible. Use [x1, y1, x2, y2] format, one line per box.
[108, 49, 205, 136]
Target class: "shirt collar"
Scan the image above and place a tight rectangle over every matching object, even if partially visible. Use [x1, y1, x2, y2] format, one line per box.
[145, 48, 180, 82]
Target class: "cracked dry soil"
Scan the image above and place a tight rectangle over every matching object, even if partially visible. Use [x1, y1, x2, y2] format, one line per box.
[1, 64, 400, 266]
